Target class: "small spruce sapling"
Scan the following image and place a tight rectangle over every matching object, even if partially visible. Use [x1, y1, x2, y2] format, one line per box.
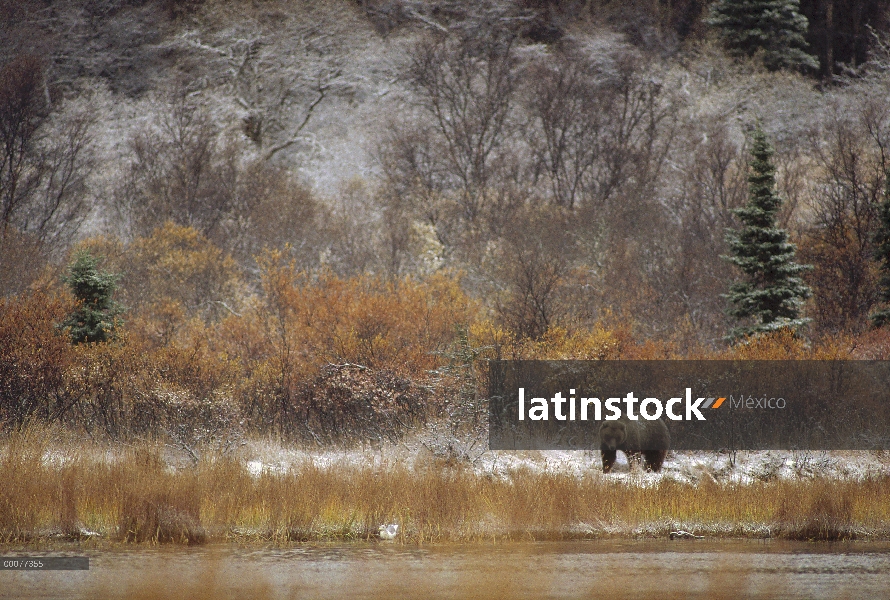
[60, 251, 124, 344]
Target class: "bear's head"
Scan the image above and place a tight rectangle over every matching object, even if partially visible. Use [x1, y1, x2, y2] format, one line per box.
[599, 421, 627, 451]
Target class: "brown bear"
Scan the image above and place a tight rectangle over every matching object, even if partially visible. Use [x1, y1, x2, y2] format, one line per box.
[598, 418, 670, 473]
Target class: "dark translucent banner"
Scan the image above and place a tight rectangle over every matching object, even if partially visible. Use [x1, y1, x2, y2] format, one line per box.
[0, 557, 89, 570]
[488, 361, 890, 450]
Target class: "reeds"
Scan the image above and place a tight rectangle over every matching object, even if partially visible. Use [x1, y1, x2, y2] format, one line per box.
[2, 428, 888, 545]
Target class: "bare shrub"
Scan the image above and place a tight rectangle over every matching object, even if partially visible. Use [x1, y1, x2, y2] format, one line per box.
[800, 94, 888, 333]
[657, 118, 749, 342]
[527, 46, 675, 212]
[147, 386, 242, 460]
[230, 162, 330, 273]
[0, 2, 54, 67]
[379, 26, 522, 257]
[0, 55, 48, 232]
[325, 179, 391, 276]
[116, 92, 238, 240]
[283, 363, 430, 445]
[0, 55, 94, 289]
[526, 53, 605, 210]
[487, 205, 578, 340]
[0, 227, 47, 296]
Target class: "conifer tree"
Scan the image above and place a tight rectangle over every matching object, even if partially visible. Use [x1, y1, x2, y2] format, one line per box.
[723, 127, 811, 340]
[60, 251, 123, 344]
[707, 0, 819, 71]
[870, 170, 890, 328]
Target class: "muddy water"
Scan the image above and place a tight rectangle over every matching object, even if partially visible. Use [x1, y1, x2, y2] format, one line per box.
[3, 540, 890, 600]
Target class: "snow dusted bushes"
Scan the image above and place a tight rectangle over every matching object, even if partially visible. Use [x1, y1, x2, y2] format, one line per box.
[282, 363, 430, 445]
[1, 229, 878, 444]
[3, 216, 886, 448]
[0, 225, 471, 443]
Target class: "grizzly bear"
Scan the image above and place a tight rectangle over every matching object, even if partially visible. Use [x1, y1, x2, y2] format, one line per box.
[599, 418, 670, 473]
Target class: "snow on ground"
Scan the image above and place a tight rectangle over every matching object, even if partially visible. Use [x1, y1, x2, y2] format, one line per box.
[12, 428, 889, 485]
[238, 432, 890, 485]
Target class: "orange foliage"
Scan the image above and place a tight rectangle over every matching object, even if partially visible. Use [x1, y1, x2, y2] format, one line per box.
[253, 250, 473, 375]
[468, 319, 684, 360]
[469, 321, 621, 360]
[72, 224, 245, 348]
[717, 328, 853, 360]
[0, 292, 74, 427]
[848, 327, 890, 359]
[1, 225, 880, 441]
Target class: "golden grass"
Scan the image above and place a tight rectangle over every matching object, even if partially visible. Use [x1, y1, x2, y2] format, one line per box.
[1, 426, 889, 545]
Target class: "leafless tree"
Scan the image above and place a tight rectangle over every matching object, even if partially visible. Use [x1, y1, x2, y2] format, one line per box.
[404, 29, 520, 223]
[0, 55, 94, 293]
[116, 91, 238, 240]
[660, 119, 749, 341]
[526, 54, 602, 210]
[176, 15, 344, 160]
[229, 161, 330, 275]
[486, 204, 579, 340]
[527, 46, 677, 215]
[801, 94, 889, 332]
[0, 56, 46, 234]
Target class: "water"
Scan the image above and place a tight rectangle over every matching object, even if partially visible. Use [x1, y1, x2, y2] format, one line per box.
[3, 540, 890, 599]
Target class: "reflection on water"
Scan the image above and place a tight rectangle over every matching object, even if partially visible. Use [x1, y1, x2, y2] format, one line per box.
[3, 540, 890, 600]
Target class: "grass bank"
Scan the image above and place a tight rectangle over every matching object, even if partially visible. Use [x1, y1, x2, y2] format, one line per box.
[2, 427, 889, 545]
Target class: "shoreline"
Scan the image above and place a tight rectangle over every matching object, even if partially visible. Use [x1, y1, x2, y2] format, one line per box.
[5, 532, 890, 552]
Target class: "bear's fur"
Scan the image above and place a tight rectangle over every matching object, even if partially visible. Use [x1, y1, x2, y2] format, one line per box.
[599, 418, 670, 473]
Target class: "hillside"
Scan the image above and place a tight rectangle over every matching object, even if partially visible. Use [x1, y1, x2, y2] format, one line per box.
[4, 1, 890, 401]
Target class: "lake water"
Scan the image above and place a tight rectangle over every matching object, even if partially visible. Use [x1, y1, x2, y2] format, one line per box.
[3, 539, 890, 599]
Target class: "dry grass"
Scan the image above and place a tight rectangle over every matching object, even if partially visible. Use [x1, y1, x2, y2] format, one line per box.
[1, 426, 889, 546]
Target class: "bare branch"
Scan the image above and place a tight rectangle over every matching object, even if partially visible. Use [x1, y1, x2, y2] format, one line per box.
[263, 81, 330, 161]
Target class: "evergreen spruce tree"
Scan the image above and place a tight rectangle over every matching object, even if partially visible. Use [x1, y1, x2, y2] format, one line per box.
[707, 0, 819, 71]
[870, 170, 890, 328]
[723, 127, 811, 340]
[60, 251, 123, 344]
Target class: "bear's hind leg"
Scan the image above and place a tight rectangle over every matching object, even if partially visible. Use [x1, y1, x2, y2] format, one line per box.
[642, 449, 666, 473]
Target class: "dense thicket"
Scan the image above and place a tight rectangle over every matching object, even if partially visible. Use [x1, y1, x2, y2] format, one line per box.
[870, 170, 890, 327]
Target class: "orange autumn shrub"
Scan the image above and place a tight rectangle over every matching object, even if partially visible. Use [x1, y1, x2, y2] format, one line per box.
[718, 328, 854, 360]
[467, 319, 682, 361]
[121, 223, 245, 347]
[0, 292, 74, 427]
[216, 252, 473, 436]
[847, 326, 890, 359]
[0, 228, 873, 443]
[255, 250, 472, 374]
[469, 321, 621, 360]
